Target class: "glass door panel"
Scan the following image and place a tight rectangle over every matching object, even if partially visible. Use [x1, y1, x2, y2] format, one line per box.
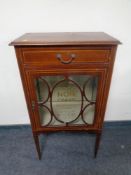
[34, 75, 98, 127]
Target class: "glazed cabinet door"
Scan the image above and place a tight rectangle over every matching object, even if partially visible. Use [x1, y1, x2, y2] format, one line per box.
[26, 69, 107, 131]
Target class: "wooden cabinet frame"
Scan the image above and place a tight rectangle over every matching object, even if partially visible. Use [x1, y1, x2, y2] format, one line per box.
[10, 32, 121, 159]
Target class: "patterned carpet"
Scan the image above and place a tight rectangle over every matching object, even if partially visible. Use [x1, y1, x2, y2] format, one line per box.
[0, 124, 131, 175]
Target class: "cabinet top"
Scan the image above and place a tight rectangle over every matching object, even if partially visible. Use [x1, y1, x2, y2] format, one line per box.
[9, 32, 121, 46]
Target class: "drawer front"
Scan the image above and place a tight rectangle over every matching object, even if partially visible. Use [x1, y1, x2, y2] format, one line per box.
[22, 49, 110, 65]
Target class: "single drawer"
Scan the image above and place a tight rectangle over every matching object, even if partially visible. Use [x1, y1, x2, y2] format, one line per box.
[22, 48, 110, 65]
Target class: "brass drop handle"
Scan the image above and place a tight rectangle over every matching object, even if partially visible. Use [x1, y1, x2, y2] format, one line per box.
[56, 53, 76, 64]
[70, 53, 76, 59]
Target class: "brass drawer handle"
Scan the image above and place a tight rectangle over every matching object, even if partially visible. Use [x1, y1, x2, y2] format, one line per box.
[56, 53, 76, 64]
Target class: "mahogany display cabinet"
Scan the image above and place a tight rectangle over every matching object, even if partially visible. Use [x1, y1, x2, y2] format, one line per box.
[10, 32, 121, 159]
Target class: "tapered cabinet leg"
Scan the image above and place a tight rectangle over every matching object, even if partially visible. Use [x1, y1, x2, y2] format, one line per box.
[94, 132, 102, 158]
[33, 132, 41, 160]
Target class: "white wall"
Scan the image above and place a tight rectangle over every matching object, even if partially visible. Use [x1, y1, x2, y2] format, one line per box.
[0, 0, 131, 125]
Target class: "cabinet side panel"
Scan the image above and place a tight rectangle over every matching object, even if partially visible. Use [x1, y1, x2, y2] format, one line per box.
[98, 46, 118, 129]
[14, 47, 37, 130]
